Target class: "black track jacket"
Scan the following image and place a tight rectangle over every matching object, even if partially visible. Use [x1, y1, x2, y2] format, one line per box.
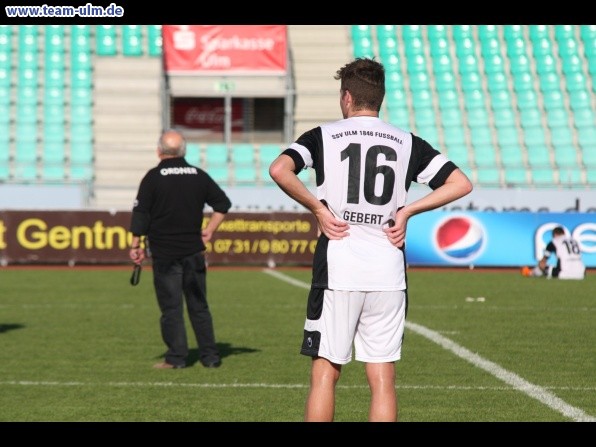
[130, 157, 232, 259]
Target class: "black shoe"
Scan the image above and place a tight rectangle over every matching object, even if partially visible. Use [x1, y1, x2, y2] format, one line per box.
[202, 360, 221, 368]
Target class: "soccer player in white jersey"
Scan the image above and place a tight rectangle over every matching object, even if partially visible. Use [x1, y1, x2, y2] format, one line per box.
[522, 226, 586, 279]
[269, 57, 473, 422]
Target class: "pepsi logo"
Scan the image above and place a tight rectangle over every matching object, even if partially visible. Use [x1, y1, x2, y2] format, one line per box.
[434, 215, 486, 263]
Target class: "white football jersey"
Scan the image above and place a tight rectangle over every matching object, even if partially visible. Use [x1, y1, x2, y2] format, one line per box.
[545, 234, 586, 280]
[284, 116, 458, 291]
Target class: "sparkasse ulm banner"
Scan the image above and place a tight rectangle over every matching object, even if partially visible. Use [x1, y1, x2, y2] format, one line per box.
[162, 25, 287, 74]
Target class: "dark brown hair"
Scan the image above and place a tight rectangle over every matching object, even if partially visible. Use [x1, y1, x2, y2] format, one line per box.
[334, 58, 385, 112]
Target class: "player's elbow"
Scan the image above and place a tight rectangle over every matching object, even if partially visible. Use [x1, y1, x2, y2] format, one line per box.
[269, 158, 289, 184]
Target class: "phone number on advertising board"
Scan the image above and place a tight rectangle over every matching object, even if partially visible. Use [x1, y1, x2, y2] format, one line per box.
[205, 239, 317, 254]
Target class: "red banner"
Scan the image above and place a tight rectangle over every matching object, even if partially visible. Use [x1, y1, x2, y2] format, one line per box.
[163, 25, 287, 74]
[172, 98, 244, 131]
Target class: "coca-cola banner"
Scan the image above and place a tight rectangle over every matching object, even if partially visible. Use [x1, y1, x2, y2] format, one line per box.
[163, 25, 287, 74]
[172, 97, 243, 131]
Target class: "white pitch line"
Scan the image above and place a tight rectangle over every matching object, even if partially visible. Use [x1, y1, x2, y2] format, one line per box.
[263, 268, 596, 422]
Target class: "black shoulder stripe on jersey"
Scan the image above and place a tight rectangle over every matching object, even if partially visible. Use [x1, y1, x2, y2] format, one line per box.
[281, 148, 306, 174]
[429, 161, 458, 190]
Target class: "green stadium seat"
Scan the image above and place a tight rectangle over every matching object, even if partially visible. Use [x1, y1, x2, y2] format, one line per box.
[535, 54, 557, 74]
[476, 167, 501, 185]
[459, 54, 479, 74]
[467, 107, 489, 127]
[353, 36, 374, 59]
[385, 70, 404, 91]
[463, 89, 485, 109]
[580, 25, 596, 42]
[440, 107, 463, 127]
[565, 72, 587, 91]
[561, 54, 583, 74]
[452, 25, 473, 40]
[378, 25, 397, 41]
[206, 166, 229, 184]
[531, 167, 555, 185]
[529, 25, 550, 42]
[205, 143, 229, 167]
[443, 126, 466, 147]
[43, 140, 65, 163]
[231, 143, 255, 166]
[524, 125, 548, 148]
[503, 167, 529, 185]
[554, 25, 575, 40]
[542, 90, 565, 110]
[493, 108, 516, 128]
[15, 133, 37, 163]
[519, 108, 542, 128]
[44, 122, 65, 144]
[539, 72, 560, 92]
[17, 102, 37, 124]
[581, 144, 596, 167]
[184, 142, 200, 166]
[42, 163, 65, 180]
[411, 89, 433, 109]
[414, 108, 435, 128]
[71, 68, 92, 89]
[558, 168, 583, 186]
[406, 53, 426, 73]
[95, 25, 117, 56]
[70, 103, 93, 125]
[259, 144, 282, 183]
[568, 89, 591, 110]
[387, 106, 409, 128]
[427, 25, 448, 40]
[416, 125, 440, 148]
[553, 146, 579, 168]
[69, 164, 93, 181]
[430, 36, 450, 57]
[572, 108, 595, 128]
[484, 54, 505, 75]
[70, 25, 91, 53]
[497, 125, 519, 147]
[460, 71, 482, 92]
[409, 71, 430, 91]
[122, 25, 143, 56]
[508, 54, 531, 74]
[13, 163, 38, 180]
[432, 53, 453, 74]
[478, 24, 499, 40]
[506, 37, 528, 58]
[490, 90, 511, 109]
[71, 86, 92, 106]
[437, 89, 459, 109]
[474, 143, 498, 167]
[385, 88, 407, 109]
[578, 127, 596, 148]
[481, 37, 501, 58]
[486, 71, 508, 92]
[500, 144, 525, 167]
[147, 25, 162, 57]
[546, 108, 569, 128]
[516, 90, 536, 111]
[446, 145, 470, 166]
[470, 126, 492, 146]
[234, 165, 257, 185]
[526, 146, 551, 167]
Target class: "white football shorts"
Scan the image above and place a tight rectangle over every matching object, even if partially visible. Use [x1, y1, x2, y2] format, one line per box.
[301, 289, 406, 364]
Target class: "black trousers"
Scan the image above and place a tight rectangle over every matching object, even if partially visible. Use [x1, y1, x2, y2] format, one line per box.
[152, 251, 220, 367]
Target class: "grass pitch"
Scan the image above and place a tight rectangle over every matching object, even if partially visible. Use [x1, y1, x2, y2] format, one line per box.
[0, 266, 594, 422]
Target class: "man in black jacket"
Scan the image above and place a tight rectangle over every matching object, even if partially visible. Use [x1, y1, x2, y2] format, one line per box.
[129, 129, 232, 369]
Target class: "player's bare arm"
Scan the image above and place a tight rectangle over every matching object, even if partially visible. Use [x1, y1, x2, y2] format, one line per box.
[270, 154, 349, 240]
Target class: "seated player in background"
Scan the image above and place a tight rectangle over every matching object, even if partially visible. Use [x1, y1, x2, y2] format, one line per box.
[521, 226, 586, 280]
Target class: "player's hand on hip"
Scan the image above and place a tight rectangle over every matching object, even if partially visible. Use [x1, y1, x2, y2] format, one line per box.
[315, 208, 349, 240]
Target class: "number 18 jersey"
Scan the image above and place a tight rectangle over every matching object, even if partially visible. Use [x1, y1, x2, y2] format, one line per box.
[283, 116, 458, 291]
